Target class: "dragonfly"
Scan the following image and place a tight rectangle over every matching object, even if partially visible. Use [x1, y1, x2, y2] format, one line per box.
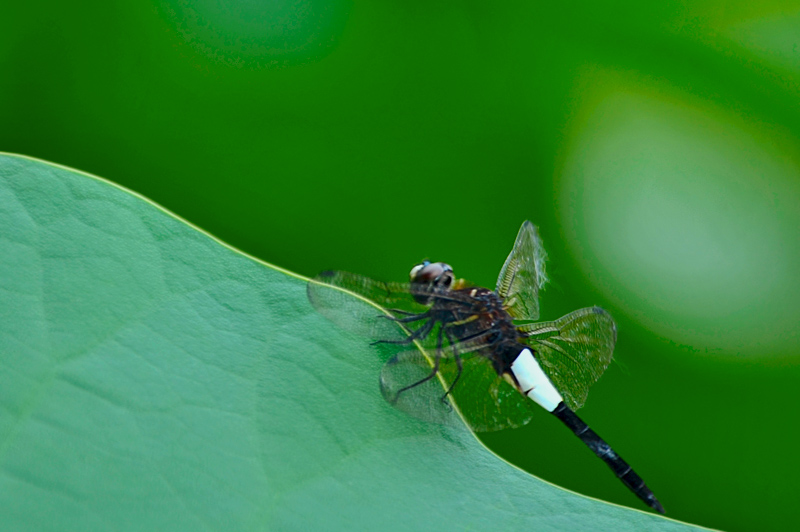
[307, 221, 664, 514]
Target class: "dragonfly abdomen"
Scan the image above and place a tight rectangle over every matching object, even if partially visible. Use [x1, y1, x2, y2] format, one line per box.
[552, 402, 666, 514]
[505, 347, 563, 412]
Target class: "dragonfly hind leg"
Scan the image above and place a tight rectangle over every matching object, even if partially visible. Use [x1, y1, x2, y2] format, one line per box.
[440, 328, 463, 402]
[387, 326, 447, 403]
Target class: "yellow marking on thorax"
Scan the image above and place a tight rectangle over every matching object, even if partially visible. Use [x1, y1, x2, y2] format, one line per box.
[450, 314, 480, 327]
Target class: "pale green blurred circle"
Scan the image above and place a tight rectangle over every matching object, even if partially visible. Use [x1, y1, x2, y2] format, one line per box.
[557, 78, 800, 360]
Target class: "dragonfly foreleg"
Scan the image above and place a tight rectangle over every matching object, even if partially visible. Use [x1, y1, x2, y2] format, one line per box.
[371, 317, 435, 346]
[377, 309, 431, 323]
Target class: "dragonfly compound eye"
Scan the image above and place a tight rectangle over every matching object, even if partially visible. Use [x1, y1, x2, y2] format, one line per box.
[409, 261, 453, 285]
[409, 261, 453, 304]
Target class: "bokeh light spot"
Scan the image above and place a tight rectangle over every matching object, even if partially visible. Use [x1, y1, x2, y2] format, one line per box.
[558, 75, 800, 360]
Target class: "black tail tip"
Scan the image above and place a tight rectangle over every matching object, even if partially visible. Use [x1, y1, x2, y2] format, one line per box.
[648, 497, 666, 514]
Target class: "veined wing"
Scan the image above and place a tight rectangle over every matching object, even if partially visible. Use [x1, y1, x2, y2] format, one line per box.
[495, 221, 548, 321]
[310, 271, 478, 312]
[310, 270, 427, 314]
[310, 271, 528, 431]
[307, 270, 424, 342]
[380, 345, 536, 432]
[517, 307, 616, 411]
[308, 270, 475, 345]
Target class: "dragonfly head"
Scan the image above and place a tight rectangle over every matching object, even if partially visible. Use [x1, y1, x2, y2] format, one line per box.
[409, 261, 453, 304]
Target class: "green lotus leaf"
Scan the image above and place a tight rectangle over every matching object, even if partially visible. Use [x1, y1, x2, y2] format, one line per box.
[0, 154, 706, 531]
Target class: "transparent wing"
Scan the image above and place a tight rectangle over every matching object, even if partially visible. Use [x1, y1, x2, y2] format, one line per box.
[310, 270, 479, 313]
[517, 307, 616, 410]
[310, 269, 541, 432]
[308, 270, 480, 343]
[495, 221, 548, 321]
[379, 348, 464, 428]
[380, 346, 535, 432]
[307, 271, 422, 342]
[309, 270, 428, 315]
[452, 353, 536, 432]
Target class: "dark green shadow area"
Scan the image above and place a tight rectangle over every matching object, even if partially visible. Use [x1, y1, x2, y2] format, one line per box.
[0, 154, 708, 531]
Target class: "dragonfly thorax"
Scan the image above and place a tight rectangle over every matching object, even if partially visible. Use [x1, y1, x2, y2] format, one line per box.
[430, 286, 524, 375]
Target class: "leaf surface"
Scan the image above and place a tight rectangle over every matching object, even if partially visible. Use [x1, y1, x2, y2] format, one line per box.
[0, 154, 708, 531]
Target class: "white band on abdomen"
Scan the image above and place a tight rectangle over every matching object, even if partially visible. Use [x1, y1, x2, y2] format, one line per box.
[509, 348, 563, 412]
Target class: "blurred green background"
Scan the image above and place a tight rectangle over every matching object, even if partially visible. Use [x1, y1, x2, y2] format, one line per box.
[3, 2, 799, 531]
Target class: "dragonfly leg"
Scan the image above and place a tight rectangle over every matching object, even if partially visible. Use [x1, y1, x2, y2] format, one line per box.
[391, 328, 445, 401]
[382, 308, 420, 316]
[371, 317, 434, 346]
[441, 328, 463, 402]
[377, 310, 431, 323]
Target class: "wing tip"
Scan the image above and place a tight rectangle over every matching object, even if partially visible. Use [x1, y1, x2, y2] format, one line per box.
[590, 306, 618, 345]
